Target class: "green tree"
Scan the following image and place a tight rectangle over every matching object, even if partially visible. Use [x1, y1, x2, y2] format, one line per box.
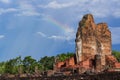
[38, 56, 55, 71]
[4, 59, 15, 74]
[0, 62, 6, 74]
[23, 56, 36, 73]
[56, 52, 74, 61]
[112, 50, 120, 62]
[4, 56, 22, 74]
[0, 52, 75, 74]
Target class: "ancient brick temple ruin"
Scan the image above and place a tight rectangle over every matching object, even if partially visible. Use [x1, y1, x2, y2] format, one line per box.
[54, 14, 120, 74]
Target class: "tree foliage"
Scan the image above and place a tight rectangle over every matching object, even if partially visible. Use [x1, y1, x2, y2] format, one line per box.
[56, 52, 74, 61]
[23, 56, 37, 73]
[38, 56, 55, 71]
[0, 51, 119, 74]
[0, 62, 5, 74]
[112, 50, 120, 62]
[4, 56, 22, 74]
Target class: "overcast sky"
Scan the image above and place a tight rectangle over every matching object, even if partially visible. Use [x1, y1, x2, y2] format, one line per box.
[0, 0, 120, 61]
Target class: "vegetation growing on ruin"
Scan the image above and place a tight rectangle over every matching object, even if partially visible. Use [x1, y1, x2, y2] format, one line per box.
[56, 53, 74, 62]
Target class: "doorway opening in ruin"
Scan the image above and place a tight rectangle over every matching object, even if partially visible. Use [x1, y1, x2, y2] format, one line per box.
[74, 55, 77, 64]
[73, 69, 77, 74]
[90, 59, 96, 68]
[61, 63, 66, 68]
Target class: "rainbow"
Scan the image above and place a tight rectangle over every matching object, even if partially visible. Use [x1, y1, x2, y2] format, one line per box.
[43, 16, 71, 33]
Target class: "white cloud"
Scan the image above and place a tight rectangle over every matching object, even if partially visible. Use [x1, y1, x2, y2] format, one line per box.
[48, 34, 73, 41]
[48, 35, 65, 40]
[0, 1, 40, 16]
[16, 11, 40, 16]
[48, 33, 75, 41]
[47, 24, 75, 41]
[0, 35, 5, 39]
[0, 0, 119, 18]
[37, 32, 70, 41]
[37, 32, 47, 37]
[0, 0, 10, 4]
[39, 1, 76, 9]
[0, 0, 120, 18]
[16, 1, 40, 16]
[39, 0, 120, 18]
[37, 31, 68, 41]
[110, 27, 120, 44]
[37, 26, 75, 41]
[0, 8, 17, 15]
